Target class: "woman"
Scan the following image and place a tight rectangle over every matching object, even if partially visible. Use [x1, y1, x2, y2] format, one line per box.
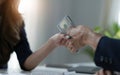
[0, 0, 67, 71]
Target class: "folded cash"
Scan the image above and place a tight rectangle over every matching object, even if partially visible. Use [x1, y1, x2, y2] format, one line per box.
[57, 16, 79, 53]
[57, 16, 74, 34]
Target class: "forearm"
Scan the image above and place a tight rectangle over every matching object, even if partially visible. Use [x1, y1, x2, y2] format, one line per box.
[86, 32, 103, 51]
[23, 39, 56, 70]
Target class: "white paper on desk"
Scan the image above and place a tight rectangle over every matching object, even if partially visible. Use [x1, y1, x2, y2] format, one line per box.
[31, 66, 68, 75]
[0, 73, 29, 75]
[32, 70, 64, 75]
[64, 71, 76, 75]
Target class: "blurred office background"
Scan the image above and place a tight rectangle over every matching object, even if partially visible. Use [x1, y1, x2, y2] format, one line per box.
[8, 0, 120, 69]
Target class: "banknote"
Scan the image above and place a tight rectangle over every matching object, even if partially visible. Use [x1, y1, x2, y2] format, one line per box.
[57, 16, 79, 52]
[57, 16, 74, 34]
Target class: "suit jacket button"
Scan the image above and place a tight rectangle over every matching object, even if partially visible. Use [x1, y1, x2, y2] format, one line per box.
[105, 57, 108, 64]
[109, 58, 112, 64]
[100, 56, 104, 62]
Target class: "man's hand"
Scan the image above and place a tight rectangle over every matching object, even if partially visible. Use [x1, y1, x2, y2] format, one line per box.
[66, 25, 102, 52]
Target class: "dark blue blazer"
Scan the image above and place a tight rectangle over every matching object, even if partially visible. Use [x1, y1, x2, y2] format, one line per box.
[94, 36, 120, 72]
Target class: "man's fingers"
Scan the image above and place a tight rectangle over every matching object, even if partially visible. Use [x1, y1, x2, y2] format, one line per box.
[60, 38, 67, 45]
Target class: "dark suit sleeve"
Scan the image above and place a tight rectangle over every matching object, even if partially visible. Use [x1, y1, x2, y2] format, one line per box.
[14, 26, 33, 71]
[94, 36, 120, 71]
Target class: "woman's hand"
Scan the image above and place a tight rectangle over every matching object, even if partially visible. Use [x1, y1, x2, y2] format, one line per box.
[95, 69, 112, 75]
[49, 33, 67, 48]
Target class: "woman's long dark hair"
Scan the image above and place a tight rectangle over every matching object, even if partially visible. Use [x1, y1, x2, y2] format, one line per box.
[0, 0, 23, 66]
